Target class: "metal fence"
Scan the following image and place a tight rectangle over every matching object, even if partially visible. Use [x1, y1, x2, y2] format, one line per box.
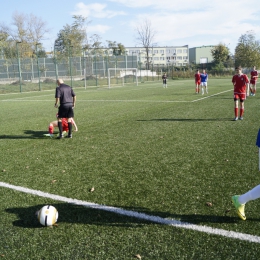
[0, 53, 174, 93]
[0, 51, 235, 94]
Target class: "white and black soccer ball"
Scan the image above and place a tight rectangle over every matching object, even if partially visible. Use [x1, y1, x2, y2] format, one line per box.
[37, 205, 58, 226]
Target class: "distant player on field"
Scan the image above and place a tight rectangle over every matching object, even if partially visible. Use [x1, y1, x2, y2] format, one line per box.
[194, 70, 200, 94]
[162, 73, 167, 88]
[200, 69, 208, 95]
[249, 66, 258, 96]
[232, 66, 249, 121]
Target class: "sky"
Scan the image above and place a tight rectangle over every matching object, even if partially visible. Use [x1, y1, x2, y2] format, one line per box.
[1, 0, 260, 54]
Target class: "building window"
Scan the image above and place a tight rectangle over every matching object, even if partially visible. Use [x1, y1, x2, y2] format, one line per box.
[177, 49, 182, 53]
[160, 50, 164, 54]
[177, 56, 182, 60]
[160, 57, 165, 60]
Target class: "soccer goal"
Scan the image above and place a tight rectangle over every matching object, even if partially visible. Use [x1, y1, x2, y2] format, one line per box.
[108, 68, 138, 88]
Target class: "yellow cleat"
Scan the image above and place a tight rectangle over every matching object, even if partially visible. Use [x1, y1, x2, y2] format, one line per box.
[232, 195, 246, 220]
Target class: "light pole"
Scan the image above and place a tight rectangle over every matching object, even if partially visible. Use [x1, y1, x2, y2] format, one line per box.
[69, 45, 73, 88]
[16, 41, 22, 92]
[35, 43, 41, 91]
[54, 43, 59, 81]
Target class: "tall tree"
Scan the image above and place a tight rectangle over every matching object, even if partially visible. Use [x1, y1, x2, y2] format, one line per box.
[54, 15, 89, 57]
[0, 12, 50, 58]
[211, 43, 230, 65]
[135, 19, 156, 69]
[106, 40, 125, 56]
[234, 31, 260, 68]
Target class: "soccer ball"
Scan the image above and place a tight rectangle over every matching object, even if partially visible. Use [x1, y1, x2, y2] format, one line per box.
[37, 205, 58, 226]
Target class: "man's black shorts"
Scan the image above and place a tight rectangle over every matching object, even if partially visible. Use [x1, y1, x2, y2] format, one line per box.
[58, 104, 74, 118]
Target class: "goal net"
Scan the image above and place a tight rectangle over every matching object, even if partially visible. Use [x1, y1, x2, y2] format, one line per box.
[108, 68, 138, 88]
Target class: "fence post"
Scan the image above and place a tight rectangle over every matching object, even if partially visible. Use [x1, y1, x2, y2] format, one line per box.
[16, 41, 22, 92]
[69, 45, 73, 88]
[36, 43, 41, 91]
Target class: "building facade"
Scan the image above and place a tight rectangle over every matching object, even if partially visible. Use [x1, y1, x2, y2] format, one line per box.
[124, 45, 189, 67]
[189, 46, 214, 65]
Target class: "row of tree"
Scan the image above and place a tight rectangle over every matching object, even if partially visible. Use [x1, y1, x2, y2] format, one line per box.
[211, 30, 260, 70]
[0, 12, 260, 70]
[0, 13, 125, 59]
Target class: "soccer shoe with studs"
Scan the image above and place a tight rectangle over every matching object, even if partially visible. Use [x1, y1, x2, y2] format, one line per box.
[232, 195, 246, 220]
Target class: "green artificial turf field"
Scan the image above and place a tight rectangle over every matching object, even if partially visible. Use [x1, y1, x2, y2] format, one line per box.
[1, 78, 260, 259]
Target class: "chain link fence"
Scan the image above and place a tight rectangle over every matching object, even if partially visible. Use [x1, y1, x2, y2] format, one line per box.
[0, 53, 164, 93]
[0, 50, 236, 94]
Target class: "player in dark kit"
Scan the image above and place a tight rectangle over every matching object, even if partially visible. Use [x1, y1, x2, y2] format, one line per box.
[55, 79, 76, 139]
[162, 73, 167, 88]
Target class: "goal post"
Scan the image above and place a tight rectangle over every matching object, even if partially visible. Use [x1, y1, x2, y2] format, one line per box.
[108, 68, 138, 88]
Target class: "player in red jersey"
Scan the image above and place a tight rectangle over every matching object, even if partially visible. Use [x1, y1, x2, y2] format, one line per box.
[47, 114, 78, 137]
[194, 70, 200, 94]
[249, 66, 258, 96]
[232, 66, 249, 121]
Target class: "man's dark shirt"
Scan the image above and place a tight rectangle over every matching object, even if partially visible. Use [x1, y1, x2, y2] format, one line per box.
[55, 84, 76, 105]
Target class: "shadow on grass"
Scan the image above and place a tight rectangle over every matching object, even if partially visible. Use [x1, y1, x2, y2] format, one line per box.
[6, 203, 242, 229]
[0, 130, 49, 139]
[137, 118, 232, 122]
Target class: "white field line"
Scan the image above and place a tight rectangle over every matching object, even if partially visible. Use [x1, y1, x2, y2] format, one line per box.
[1, 89, 233, 103]
[1, 181, 260, 244]
[192, 89, 232, 102]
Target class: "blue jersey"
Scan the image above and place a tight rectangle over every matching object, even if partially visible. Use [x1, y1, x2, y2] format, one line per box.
[200, 73, 208, 82]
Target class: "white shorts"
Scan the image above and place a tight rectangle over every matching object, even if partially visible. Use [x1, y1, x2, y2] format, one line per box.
[200, 82, 207, 87]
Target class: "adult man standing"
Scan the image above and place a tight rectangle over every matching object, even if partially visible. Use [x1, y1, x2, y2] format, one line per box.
[232, 66, 249, 121]
[55, 79, 76, 139]
[249, 66, 258, 96]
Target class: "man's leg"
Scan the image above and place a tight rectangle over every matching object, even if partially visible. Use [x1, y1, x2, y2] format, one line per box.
[57, 118, 63, 138]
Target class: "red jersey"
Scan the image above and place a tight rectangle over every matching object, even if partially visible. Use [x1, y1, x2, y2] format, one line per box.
[195, 73, 200, 83]
[232, 74, 249, 94]
[61, 118, 75, 132]
[251, 70, 258, 80]
[251, 70, 258, 82]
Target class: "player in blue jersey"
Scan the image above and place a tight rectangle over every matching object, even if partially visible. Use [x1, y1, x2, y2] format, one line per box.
[200, 69, 208, 95]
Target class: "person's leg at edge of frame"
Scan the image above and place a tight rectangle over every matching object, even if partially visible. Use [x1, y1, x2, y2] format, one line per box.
[250, 84, 253, 95]
[234, 100, 238, 121]
[239, 101, 244, 120]
[232, 184, 260, 220]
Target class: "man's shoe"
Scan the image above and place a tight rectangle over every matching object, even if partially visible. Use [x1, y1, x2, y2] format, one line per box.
[232, 195, 246, 220]
[239, 117, 243, 120]
[56, 135, 63, 139]
[233, 117, 238, 121]
[66, 135, 72, 138]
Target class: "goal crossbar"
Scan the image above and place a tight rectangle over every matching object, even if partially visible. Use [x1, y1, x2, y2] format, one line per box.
[108, 68, 138, 88]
